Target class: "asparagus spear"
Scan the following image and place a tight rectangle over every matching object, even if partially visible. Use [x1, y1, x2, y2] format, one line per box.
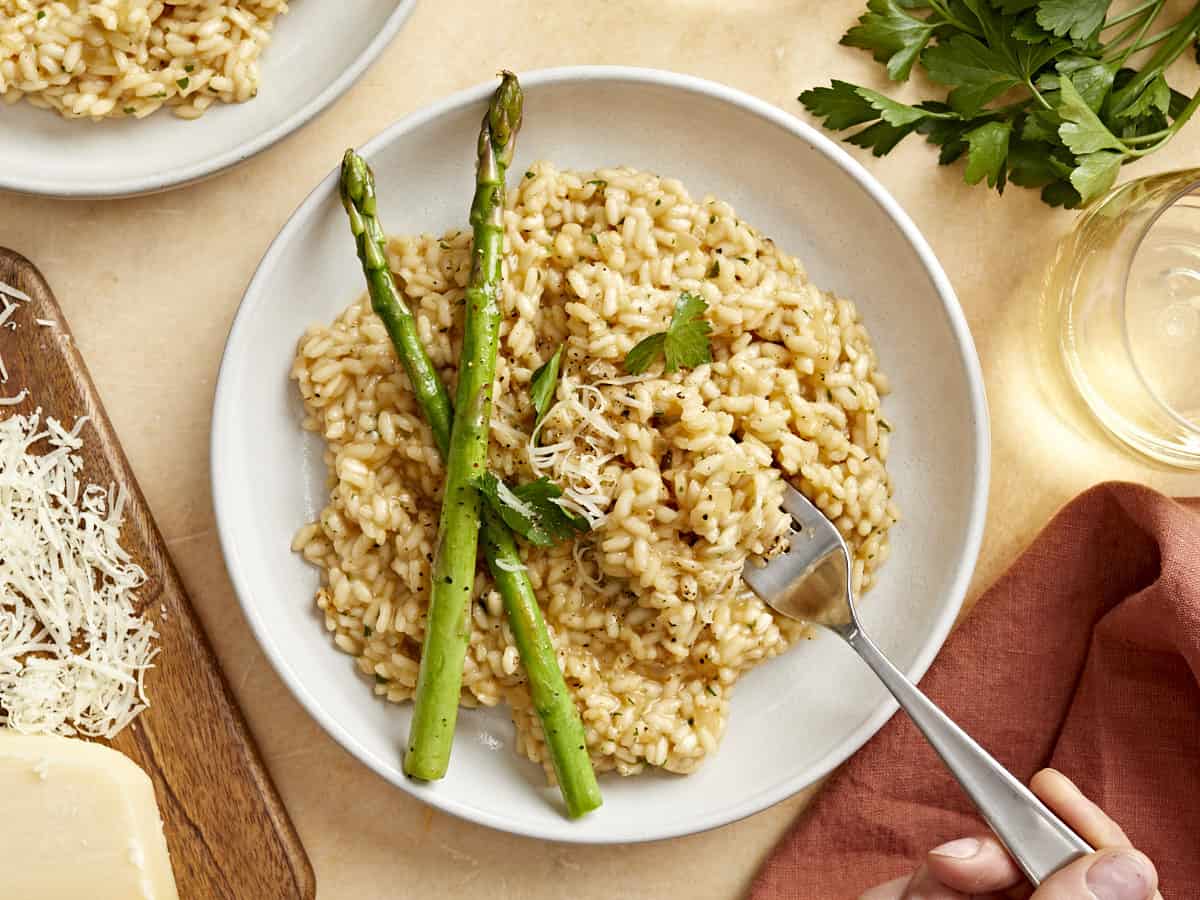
[338, 152, 453, 453]
[339, 149, 601, 815]
[338, 75, 600, 814]
[479, 504, 601, 816]
[403, 71, 518, 783]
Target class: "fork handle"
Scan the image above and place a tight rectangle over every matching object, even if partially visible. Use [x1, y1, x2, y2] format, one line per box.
[841, 625, 1093, 885]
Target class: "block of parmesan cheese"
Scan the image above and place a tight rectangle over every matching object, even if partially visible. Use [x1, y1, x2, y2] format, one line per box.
[0, 732, 179, 900]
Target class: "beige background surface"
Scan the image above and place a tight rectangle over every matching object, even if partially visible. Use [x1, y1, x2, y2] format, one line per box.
[3, 2, 1199, 898]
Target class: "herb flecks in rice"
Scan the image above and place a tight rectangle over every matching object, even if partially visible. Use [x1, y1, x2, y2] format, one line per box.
[291, 164, 899, 779]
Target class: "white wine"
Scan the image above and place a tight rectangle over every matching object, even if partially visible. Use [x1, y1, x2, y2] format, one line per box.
[1125, 210, 1200, 430]
[1054, 170, 1200, 468]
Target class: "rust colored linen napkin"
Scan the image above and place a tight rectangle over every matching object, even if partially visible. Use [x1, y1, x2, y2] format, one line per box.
[750, 482, 1200, 899]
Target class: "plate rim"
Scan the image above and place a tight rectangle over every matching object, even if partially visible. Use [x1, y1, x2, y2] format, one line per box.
[211, 64, 991, 844]
[0, 0, 416, 199]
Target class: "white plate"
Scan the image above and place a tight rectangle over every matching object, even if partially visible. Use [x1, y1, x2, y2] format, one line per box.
[0, 1, 415, 198]
[212, 67, 989, 843]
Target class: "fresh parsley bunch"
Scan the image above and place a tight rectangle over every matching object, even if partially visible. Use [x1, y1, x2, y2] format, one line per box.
[800, 0, 1200, 207]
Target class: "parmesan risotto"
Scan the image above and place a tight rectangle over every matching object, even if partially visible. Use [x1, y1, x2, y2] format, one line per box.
[0, 1, 289, 121]
[291, 163, 898, 779]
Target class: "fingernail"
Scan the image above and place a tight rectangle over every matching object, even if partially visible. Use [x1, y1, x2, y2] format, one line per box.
[930, 837, 981, 860]
[1086, 852, 1153, 900]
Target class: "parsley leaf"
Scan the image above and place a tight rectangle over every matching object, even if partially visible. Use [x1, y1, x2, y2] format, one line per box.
[1057, 74, 1125, 155]
[529, 344, 564, 435]
[1007, 139, 1071, 187]
[1041, 178, 1082, 207]
[624, 292, 713, 375]
[847, 120, 923, 156]
[800, 82, 952, 156]
[1011, 11, 1052, 44]
[799, 80, 883, 130]
[966, 0, 1069, 67]
[1037, 57, 1116, 112]
[624, 333, 666, 375]
[1021, 107, 1062, 143]
[841, 0, 939, 82]
[474, 473, 590, 547]
[922, 1, 1067, 117]
[1068, 63, 1115, 113]
[1070, 150, 1123, 204]
[1037, 0, 1108, 42]
[663, 292, 714, 372]
[917, 111, 973, 164]
[1112, 74, 1170, 126]
[963, 120, 1012, 188]
[856, 85, 940, 126]
[624, 290, 705, 372]
[922, 34, 1023, 116]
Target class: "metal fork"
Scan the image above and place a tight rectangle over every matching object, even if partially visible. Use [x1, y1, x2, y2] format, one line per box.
[741, 484, 1092, 886]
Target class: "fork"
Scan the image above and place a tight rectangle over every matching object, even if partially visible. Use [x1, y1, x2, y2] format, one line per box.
[741, 484, 1093, 886]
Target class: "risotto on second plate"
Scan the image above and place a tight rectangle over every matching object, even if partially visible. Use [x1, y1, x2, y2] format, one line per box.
[290, 163, 899, 778]
[0, 1, 288, 121]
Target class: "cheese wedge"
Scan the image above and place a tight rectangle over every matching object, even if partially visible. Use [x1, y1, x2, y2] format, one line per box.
[0, 732, 179, 900]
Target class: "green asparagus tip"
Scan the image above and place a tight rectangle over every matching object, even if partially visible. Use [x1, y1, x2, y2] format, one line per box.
[487, 71, 523, 166]
[339, 148, 376, 218]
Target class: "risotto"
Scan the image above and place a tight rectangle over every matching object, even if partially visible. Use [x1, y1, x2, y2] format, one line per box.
[290, 164, 899, 778]
[0, 1, 288, 121]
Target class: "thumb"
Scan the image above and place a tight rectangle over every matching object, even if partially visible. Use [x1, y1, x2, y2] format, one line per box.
[1033, 848, 1157, 900]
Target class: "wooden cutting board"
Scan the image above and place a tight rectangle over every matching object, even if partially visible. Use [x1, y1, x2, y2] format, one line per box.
[0, 248, 316, 899]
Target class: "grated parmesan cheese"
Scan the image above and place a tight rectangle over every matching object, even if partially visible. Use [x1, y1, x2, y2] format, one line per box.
[0, 281, 32, 304]
[0, 411, 158, 738]
[0, 281, 30, 389]
[525, 370, 655, 529]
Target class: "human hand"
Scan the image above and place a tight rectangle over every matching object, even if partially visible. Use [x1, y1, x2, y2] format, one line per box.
[861, 769, 1160, 899]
